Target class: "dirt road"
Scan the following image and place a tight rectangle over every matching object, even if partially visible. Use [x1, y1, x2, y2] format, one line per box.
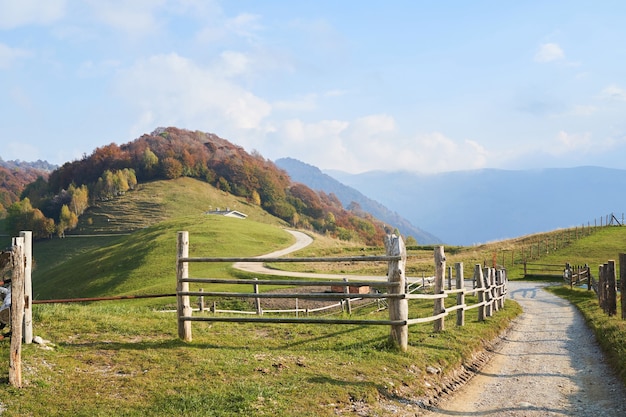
[424, 281, 626, 417]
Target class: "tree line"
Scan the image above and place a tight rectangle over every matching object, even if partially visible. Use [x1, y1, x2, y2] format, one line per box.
[4, 127, 388, 245]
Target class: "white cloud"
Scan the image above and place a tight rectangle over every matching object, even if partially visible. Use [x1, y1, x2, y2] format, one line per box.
[0, 43, 30, 69]
[534, 43, 565, 63]
[600, 84, 626, 101]
[225, 13, 263, 39]
[86, 0, 165, 37]
[0, 0, 66, 29]
[268, 115, 490, 174]
[115, 53, 271, 137]
[216, 51, 251, 77]
[555, 130, 592, 152]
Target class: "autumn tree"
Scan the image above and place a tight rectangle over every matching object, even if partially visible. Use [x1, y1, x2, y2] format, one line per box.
[57, 204, 78, 237]
[6, 198, 55, 239]
[68, 184, 89, 216]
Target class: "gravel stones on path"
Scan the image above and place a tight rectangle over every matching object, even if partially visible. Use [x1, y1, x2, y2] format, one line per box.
[423, 281, 626, 417]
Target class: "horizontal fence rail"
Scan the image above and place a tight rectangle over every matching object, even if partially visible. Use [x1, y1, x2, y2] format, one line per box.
[176, 231, 509, 351]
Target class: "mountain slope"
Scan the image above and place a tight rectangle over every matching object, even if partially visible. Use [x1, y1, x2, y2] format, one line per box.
[326, 166, 626, 245]
[275, 157, 442, 244]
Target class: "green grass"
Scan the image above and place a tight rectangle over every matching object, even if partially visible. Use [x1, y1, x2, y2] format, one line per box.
[0, 177, 525, 415]
[546, 285, 626, 386]
[0, 299, 520, 416]
[33, 215, 293, 302]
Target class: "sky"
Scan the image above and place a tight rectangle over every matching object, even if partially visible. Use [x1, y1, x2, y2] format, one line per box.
[1, 0, 626, 174]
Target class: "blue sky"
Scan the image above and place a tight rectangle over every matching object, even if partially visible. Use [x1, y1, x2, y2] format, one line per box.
[1, 0, 626, 173]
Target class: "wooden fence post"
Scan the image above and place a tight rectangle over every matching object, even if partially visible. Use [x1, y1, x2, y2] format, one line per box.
[177, 231, 192, 341]
[475, 264, 485, 322]
[386, 234, 407, 351]
[455, 262, 465, 326]
[586, 264, 591, 291]
[20, 231, 33, 344]
[9, 237, 25, 388]
[619, 254, 626, 320]
[483, 267, 493, 317]
[253, 278, 262, 316]
[198, 288, 205, 312]
[598, 264, 606, 312]
[606, 260, 617, 316]
[343, 278, 352, 315]
[433, 246, 446, 332]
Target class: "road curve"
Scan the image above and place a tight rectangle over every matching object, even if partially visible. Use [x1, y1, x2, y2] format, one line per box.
[233, 229, 393, 282]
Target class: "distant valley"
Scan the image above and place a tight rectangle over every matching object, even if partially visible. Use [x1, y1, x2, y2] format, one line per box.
[324, 166, 626, 245]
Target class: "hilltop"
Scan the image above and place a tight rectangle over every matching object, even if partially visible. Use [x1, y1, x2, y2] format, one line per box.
[3, 127, 390, 246]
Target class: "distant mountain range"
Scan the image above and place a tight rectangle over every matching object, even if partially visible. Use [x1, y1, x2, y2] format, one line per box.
[275, 158, 442, 244]
[0, 157, 57, 172]
[324, 166, 626, 245]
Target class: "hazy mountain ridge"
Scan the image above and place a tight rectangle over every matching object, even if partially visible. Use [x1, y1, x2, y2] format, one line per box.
[0, 157, 58, 172]
[326, 166, 626, 245]
[275, 157, 442, 244]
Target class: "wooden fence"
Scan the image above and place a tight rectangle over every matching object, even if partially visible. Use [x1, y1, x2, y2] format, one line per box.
[176, 231, 508, 351]
[564, 256, 626, 320]
[523, 262, 565, 278]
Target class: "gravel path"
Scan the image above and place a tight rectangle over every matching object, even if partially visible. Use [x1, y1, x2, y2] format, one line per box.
[424, 281, 626, 417]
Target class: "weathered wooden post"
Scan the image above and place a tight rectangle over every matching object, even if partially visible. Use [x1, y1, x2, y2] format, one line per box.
[447, 266, 452, 291]
[598, 264, 606, 312]
[586, 264, 591, 291]
[483, 267, 493, 317]
[20, 231, 33, 344]
[434, 246, 446, 332]
[475, 264, 486, 322]
[9, 237, 25, 388]
[177, 231, 192, 341]
[495, 269, 503, 310]
[606, 260, 617, 316]
[455, 262, 465, 326]
[619, 254, 626, 320]
[253, 278, 262, 316]
[198, 288, 205, 312]
[343, 277, 352, 315]
[386, 234, 407, 351]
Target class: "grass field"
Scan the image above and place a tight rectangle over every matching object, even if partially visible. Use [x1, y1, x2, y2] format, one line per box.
[1, 177, 625, 415]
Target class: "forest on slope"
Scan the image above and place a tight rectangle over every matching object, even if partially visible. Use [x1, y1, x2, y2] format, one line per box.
[3, 127, 389, 245]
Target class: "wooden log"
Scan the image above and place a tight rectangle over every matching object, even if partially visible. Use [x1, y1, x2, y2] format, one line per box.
[474, 264, 486, 322]
[620, 254, 626, 320]
[433, 246, 446, 332]
[606, 260, 617, 316]
[455, 262, 465, 326]
[386, 234, 407, 351]
[177, 231, 192, 341]
[9, 237, 25, 388]
[20, 231, 33, 344]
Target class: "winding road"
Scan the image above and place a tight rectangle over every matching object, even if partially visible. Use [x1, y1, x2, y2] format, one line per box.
[233, 229, 397, 281]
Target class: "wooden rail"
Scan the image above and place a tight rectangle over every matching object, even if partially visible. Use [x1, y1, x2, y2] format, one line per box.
[176, 231, 509, 351]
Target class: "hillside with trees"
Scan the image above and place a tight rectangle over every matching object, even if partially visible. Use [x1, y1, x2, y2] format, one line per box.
[0, 160, 54, 219]
[4, 127, 388, 245]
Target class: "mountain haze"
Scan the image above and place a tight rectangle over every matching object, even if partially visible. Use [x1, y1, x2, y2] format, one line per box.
[275, 157, 442, 244]
[326, 166, 626, 245]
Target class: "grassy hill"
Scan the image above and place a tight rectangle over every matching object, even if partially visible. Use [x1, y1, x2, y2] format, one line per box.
[1, 177, 625, 416]
[30, 177, 293, 301]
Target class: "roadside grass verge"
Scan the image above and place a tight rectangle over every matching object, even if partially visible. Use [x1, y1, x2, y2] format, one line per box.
[0, 297, 520, 416]
[546, 285, 626, 386]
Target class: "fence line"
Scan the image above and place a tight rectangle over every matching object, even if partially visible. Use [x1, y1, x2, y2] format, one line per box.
[176, 231, 509, 351]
